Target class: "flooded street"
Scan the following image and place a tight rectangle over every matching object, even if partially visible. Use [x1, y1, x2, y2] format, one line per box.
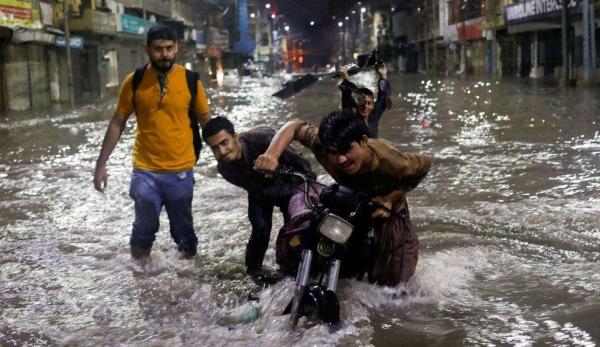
[1, 73, 599, 346]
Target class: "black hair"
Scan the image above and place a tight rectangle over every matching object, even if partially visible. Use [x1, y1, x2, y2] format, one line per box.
[318, 110, 369, 153]
[358, 87, 374, 97]
[202, 116, 235, 141]
[146, 25, 177, 45]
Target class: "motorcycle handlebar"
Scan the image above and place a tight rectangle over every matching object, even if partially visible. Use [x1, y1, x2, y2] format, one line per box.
[254, 166, 309, 182]
[254, 166, 317, 210]
[254, 166, 394, 217]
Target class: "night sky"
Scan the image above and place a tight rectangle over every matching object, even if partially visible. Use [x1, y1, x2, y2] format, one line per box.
[272, 0, 356, 66]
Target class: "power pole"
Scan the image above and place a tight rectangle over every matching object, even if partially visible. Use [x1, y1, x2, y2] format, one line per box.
[432, 0, 437, 71]
[461, 1, 467, 76]
[491, 0, 498, 78]
[583, 0, 591, 81]
[561, 0, 570, 85]
[63, 0, 75, 107]
[425, 6, 429, 73]
[591, 2, 597, 77]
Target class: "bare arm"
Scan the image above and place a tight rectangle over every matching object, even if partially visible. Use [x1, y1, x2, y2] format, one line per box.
[93, 113, 129, 192]
[196, 111, 211, 128]
[339, 66, 350, 81]
[376, 63, 387, 80]
[254, 120, 306, 172]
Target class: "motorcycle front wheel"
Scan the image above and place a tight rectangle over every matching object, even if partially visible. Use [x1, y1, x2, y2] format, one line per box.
[285, 285, 340, 329]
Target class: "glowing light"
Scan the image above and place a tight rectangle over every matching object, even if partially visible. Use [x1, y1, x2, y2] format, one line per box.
[216, 69, 224, 85]
[271, 14, 275, 19]
[250, 13, 255, 18]
[338, 21, 343, 27]
[265, 3, 270, 9]
[310, 20, 315, 26]
[284, 25, 290, 31]
[361, 7, 366, 13]
[345, 16, 349, 20]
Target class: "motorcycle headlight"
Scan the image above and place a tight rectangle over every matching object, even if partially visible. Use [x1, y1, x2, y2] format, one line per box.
[317, 213, 354, 244]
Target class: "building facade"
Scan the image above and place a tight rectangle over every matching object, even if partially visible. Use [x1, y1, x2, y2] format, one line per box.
[0, 0, 228, 112]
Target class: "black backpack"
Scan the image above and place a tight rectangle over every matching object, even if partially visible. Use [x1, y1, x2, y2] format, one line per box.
[131, 64, 203, 163]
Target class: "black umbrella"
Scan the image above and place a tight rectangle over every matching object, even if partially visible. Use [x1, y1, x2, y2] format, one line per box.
[272, 50, 381, 99]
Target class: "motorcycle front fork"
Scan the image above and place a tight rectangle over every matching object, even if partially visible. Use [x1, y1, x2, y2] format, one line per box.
[289, 249, 342, 329]
[325, 259, 341, 292]
[289, 249, 313, 329]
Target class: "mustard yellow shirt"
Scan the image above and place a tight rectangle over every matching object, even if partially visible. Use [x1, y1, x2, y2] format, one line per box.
[115, 64, 209, 172]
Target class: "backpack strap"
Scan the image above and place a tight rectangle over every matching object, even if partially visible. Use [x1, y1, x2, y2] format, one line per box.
[131, 63, 148, 113]
[185, 68, 202, 162]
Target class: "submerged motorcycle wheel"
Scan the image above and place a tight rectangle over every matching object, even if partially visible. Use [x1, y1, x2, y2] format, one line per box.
[284, 285, 340, 326]
[307, 285, 340, 325]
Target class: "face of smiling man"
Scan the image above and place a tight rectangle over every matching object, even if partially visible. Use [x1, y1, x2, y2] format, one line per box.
[206, 130, 243, 163]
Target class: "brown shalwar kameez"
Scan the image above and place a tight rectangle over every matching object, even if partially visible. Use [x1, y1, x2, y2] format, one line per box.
[297, 123, 432, 286]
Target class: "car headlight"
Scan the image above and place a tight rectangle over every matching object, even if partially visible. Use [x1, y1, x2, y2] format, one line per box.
[317, 213, 354, 244]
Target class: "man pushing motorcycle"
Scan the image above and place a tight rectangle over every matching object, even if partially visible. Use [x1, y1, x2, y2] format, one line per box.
[255, 110, 431, 287]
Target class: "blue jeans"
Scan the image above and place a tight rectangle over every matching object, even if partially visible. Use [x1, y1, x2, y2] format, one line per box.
[129, 169, 197, 254]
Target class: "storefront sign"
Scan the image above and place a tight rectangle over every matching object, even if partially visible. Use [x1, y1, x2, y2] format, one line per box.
[195, 30, 205, 44]
[0, 0, 33, 27]
[457, 22, 483, 41]
[56, 35, 84, 49]
[505, 0, 578, 24]
[207, 27, 229, 49]
[119, 14, 146, 35]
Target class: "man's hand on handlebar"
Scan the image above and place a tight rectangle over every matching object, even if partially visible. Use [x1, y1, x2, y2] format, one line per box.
[370, 196, 392, 219]
[254, 154, 280, 177]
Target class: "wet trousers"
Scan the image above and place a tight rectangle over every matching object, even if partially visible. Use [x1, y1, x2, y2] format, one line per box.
[245, 195, 289, 273]
[129, 169, 198, 255]
[369, 210, 419, 286]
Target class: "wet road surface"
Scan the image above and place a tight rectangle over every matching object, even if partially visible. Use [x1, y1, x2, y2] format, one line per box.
[1, 73, 599, 346]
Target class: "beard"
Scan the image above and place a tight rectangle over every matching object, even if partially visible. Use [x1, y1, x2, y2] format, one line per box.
[150, 58, 174, 73]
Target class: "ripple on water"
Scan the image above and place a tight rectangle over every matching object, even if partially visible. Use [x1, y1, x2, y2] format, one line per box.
[1, 75, 599, 345]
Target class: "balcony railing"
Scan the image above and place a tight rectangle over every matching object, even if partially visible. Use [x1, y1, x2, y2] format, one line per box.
[119, 0, 171, 18]
[70, 9, 117, 35]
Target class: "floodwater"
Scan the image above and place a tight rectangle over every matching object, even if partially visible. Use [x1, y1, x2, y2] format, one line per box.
[1, 72, 599, 346]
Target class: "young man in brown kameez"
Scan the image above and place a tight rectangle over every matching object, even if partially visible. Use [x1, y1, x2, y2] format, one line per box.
[255, 111, 431, 286]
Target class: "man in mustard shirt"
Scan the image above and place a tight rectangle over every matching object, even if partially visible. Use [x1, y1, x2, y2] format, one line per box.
[93, 25, 210, 259]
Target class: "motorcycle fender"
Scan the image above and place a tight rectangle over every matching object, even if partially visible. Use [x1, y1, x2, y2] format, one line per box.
[307, 285, 340, 325]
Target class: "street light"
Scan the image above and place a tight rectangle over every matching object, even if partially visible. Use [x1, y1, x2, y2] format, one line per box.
[310, 20, 315, 26]
[361, 7, 366, 13]
[338, 21, 343, 27]
[285, 25, 290, 32]
[265, 3, 270, 9]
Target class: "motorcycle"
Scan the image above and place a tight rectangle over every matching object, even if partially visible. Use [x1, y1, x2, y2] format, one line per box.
[271, 167, 380, 330]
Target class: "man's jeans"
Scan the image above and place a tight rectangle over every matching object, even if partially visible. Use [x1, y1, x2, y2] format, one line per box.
[129, 169, 197, 254]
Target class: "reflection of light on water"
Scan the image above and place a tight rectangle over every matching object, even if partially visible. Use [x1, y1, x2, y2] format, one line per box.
[2, 75, 600, 346]
[454, 122, 495, 147]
